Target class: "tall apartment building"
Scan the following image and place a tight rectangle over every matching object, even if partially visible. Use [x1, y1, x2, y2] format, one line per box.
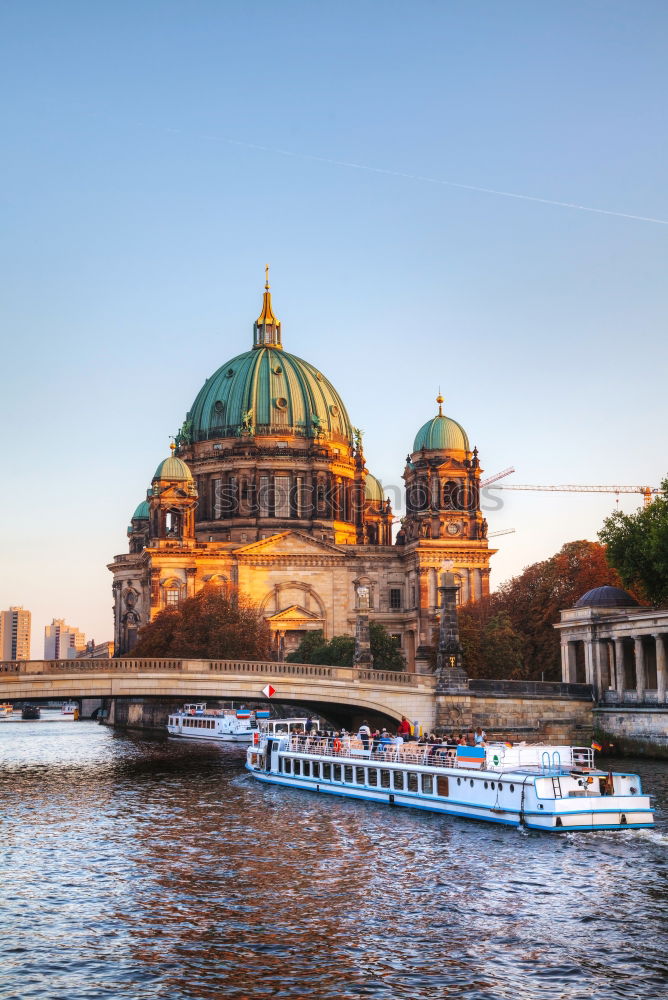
[0, 606, 31, 660]
[44, 619, 86, 660]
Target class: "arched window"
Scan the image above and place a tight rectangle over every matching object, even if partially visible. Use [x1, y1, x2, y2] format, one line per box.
[442, 481, 458, 510]
[166, 588, 180, 607]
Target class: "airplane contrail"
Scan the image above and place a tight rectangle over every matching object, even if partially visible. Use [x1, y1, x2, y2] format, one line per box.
[185, 130, 668, 226]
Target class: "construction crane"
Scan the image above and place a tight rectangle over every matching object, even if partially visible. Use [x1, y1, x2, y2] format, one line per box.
[480, 467, 515, 488]
[493, 484, 661, 508]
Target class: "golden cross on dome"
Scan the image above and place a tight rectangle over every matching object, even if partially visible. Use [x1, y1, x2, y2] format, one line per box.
[265, 264, 270, 290]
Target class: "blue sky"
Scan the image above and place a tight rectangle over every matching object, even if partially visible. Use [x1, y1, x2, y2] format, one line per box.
[1, 1, 666, 655]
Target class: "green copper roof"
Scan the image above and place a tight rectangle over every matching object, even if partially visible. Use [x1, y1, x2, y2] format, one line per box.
[153, 453, 194, 482]
[413, 414, 470, 453]
[132, 500, 150, 520]
[365, 473, 384, 503]
[187, 346, 353, 444]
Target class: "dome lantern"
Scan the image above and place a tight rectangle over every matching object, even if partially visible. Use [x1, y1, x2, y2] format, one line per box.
[253, 265, 282, 349]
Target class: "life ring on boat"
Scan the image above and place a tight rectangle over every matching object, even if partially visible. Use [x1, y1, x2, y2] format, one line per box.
[333, 738, 341, 753]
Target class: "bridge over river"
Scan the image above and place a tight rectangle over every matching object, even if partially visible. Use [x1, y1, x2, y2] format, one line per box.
[0, 658, 593, 739]
[0, 658, 435, 728]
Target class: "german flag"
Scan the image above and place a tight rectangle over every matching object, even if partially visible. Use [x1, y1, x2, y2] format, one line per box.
[591, 741, 603, 752]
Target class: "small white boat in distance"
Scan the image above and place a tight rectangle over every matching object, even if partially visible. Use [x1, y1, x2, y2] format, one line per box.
[246, 733, 654, 832]
[167, 704, 269, 743]
[61, 701, 77, 715]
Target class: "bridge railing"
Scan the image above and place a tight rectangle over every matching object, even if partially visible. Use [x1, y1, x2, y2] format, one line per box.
[0, 658, 424, 687]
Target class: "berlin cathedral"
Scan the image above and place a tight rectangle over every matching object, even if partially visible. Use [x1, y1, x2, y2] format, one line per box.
[109, 275, 495, 670]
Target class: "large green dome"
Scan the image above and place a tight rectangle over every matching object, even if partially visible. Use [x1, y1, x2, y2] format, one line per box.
[413, 397, 470, 453]
[186, 346, 354, 444]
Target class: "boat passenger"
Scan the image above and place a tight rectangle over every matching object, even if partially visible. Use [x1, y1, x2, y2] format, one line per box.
[397, 716, 411, 738]
[358, 721, 371, 751]
[474, 727, 486, 745]
[305, 717, 314, 734]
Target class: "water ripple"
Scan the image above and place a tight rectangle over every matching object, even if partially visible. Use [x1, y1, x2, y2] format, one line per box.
[1, 718, 667, 999]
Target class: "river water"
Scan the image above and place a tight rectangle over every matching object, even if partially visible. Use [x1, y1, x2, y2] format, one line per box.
[1, 717, 667, 1000]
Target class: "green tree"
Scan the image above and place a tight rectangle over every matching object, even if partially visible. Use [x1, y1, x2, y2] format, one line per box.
[132, 585, 272, 659]
[286, 623, 405, 670]
[369, 622, 406, 671]
[599, 478, 668, 606]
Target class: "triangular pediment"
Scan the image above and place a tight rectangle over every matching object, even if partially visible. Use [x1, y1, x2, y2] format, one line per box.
[234, 530, 346, 557]
[266, 604, 323, 624]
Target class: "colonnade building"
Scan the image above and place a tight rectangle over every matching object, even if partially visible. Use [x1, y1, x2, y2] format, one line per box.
[556, 586, 668, 704]
[109, 277, 495, 667]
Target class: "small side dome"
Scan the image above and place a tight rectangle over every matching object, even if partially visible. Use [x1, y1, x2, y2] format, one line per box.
[365, 473, 384, 504]
[412, 394, 469, 453]
[153, 445, 194, 483]
[132, 500, 150, 520]
[574, 586, 640, 609]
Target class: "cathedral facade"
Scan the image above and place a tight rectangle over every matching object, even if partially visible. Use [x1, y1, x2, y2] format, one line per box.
[108, 277, 495, 670]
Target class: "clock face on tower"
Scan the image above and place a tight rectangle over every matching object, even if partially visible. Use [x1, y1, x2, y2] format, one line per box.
[446, 522, 460, 536]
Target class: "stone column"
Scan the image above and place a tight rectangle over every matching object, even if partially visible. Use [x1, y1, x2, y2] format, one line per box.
[655, 634, 667, 704]
[435, 571, 467, 694]
[591, 641, 604, 699]
[614, 638, 625, 697]
[584, 641, 594, 686]
[353, 585, 373, 668]
[560, 641, 569, 682]
[566, 641, 578, 683]
[634, 636, 646, 701]
[605, 640, 615, 691]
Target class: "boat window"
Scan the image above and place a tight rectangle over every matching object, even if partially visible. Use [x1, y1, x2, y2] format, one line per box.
[436, 776, 449, 797]
[407, 773, 418, 793]
[313, 762, 321, 779]
[510, 784, 515, 793]
[294, 759, 302, 775]
[355, 767, 365, 785]
[367, 770, 378, 787]
[470, 779, 474, 787]
[421, 774, 433, 795]
[322, 763, 332, 781]
[498, 783, 503, 791]
[344, 766, 353, 783]
[392, 771, 404, 791]
[284, 758, 293, 774]
[484, 781, 488, 789]
[490, 781, 495, 789]
[380, 770, 391, 789]
[336, 765, 344, 782]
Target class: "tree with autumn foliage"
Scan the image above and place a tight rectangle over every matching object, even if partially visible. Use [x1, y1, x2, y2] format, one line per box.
[458, 539, 629, 681]
[131, 585, 272, 660]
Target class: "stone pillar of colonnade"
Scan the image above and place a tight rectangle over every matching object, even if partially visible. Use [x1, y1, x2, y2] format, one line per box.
[592, 640, 605, 700]
[566, 641, 578, 683]
[634, 636, 646, 701]
[605, 640, 616, 692]
[615, 638, 625, 698]
[584, 641, 594, 686]
[655, 634, 667, 703]
[560, 642, 570, 683]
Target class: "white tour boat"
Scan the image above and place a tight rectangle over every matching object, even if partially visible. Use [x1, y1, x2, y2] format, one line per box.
[246, 731, 654, 832]
[61, 701, 78, 715]
[167, 704, 270, 743]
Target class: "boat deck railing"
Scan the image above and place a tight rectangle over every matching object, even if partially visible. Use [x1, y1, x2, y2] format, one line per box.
[282, 737, 595, 773]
